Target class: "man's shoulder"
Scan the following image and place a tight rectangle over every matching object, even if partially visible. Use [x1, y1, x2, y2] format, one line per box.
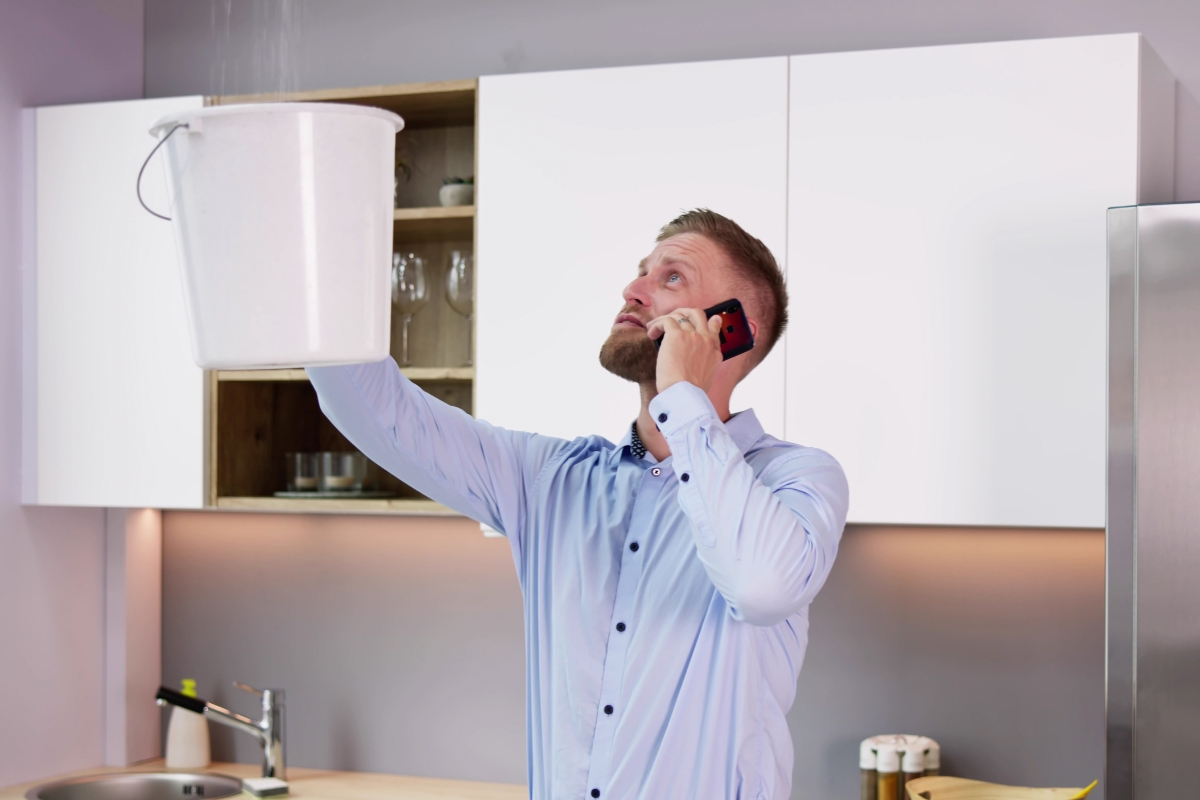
[530, 431, 619, 466]
[746, 433, 845, 478]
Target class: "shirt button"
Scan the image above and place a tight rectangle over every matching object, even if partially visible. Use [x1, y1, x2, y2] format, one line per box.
[616, 622, 626, 632]
[651, 468, 661, 476]
[657, 412, 667, 423]
[629, 542, 639, 552]
[592, 791, 600, 798]
[604, 704, 614, 715]
[681, 473, 690, 482]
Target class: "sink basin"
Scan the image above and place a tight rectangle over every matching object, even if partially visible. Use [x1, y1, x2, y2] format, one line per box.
[27, 773, 243, 800]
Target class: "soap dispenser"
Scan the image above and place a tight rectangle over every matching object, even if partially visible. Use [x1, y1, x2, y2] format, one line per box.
[165, 678, 210, 768]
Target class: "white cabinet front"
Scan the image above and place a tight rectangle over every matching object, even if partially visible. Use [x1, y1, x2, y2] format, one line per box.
[29, 95, 207, 508]
[785, 34, 1173, 527]
[476, 58, 789, 444]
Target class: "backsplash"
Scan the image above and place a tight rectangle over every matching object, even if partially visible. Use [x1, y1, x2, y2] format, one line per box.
[162, 513, 1103, 797]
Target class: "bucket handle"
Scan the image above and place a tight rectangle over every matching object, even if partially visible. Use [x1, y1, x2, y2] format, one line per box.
[137, 123, 188, 221]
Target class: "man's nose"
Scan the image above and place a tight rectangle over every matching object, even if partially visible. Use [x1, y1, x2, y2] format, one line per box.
[623, 275, 651, 307]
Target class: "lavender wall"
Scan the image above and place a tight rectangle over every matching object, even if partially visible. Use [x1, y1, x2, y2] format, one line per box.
[0, 0, 144, 786]
[143, 0, 1200, 200]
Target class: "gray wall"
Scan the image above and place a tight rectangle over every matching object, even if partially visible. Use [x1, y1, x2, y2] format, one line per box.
[163, 513, 1104, 797]
[161, 512, 527, 783]
[0, 0, 144, 786]
[144, 0, 1200, 200]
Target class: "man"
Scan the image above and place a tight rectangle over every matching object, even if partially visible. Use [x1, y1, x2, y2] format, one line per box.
[308, 209, 848, 799]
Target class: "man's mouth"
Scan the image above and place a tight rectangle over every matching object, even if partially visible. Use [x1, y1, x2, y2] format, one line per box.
[614, 313, 647, 329]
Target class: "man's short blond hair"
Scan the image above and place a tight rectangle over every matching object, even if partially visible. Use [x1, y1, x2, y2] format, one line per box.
[656, 209, 788, 365]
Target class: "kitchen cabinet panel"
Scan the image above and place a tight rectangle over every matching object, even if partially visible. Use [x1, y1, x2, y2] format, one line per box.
[28, 96, 207, 508]
[476, 58, 788, 444]
[786, 34, 1174, 527]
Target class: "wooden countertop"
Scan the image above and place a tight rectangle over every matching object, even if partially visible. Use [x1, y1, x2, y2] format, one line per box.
[0, 760, 526, 800]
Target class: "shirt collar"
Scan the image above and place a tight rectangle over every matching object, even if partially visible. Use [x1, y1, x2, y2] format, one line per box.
[617, 408, 765, 464]
[629, 420, 648, 460]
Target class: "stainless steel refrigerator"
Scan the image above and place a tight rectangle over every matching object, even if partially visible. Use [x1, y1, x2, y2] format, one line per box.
[1107, 202, 1200, 800]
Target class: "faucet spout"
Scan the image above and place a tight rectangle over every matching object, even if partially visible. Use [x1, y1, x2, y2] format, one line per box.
[199, 700, 268, 742]
[157, 683, 286, 780]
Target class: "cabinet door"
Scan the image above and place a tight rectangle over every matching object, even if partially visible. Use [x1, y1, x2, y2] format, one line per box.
[29, 96, 207, 508]
[786, 35, 1174, 527]
[477, 58, 788, 444]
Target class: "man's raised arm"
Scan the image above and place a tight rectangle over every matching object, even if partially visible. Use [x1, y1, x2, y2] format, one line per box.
[649, 381, 850, 627]
[307, 359, 566, 544]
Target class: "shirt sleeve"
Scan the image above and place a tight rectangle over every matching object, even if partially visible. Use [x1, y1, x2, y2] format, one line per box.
[307, 359, 569, 550]
[648, 381, 850, 626]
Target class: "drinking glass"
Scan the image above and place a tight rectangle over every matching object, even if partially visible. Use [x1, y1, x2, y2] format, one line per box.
[445, 250, 475, 366]
[320, 452, 367, 492]
[391, 252, 429, 366]
[285, 453, 319, 492]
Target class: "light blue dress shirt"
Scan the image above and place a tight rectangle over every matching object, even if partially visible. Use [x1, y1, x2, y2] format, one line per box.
[308, 359, 849, 800]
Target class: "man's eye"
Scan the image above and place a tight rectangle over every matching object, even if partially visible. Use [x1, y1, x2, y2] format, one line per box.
[667, 274, 680, 284]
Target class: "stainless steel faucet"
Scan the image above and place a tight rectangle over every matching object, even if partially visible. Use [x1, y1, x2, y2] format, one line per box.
[157, 681, 285, 780]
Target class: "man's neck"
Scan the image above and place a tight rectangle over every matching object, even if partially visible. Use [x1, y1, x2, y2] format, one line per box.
[635, 381, 732, 462]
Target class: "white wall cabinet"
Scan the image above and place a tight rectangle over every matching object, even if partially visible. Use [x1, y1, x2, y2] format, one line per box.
[785, 34, 1173, 527]
[477, 34, 1173, 529]
[26, 96, 207, 508]
[476, 58, 789, 444]
[27, 35, 1174, 525]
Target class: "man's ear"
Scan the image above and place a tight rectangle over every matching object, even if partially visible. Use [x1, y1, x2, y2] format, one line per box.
[748, 318, 760, 340]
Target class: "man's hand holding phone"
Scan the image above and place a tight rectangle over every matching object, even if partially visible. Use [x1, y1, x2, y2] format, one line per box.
[646, 307, 725, 394]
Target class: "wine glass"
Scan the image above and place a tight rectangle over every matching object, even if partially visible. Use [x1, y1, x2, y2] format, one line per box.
[391, 252, 429, 366]
[445, 250, 475, 366]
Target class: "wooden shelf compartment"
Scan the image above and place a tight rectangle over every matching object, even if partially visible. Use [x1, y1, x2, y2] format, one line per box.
[211, 79, 477, 129]
[394, 206, 474, 243]
[212, 379, 472, 506]
[217, 367, 474, 382]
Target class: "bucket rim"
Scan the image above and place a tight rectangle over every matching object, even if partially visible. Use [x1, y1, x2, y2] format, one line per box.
[149, 101, 404, 137]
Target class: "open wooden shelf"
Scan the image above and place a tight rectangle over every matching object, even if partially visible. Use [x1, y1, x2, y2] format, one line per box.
[207, 77, 478, 516]
[211, 79, 477, 129]
[394, 205, 474, 242]
[217, 367, 474, 382]
[215, 496, 461, 516]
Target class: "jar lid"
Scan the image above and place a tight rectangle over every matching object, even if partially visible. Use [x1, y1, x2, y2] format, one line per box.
[924, 739, 941, 768]
[876, 742, 900, 772]
[860, 739, 877, 770]
[901, 745, 924, 773]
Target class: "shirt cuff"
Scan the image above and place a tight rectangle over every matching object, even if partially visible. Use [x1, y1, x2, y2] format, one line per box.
[648, 382, 719, 437]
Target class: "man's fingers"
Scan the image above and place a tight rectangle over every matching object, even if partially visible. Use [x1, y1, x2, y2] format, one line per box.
[646, 314, 682, 339]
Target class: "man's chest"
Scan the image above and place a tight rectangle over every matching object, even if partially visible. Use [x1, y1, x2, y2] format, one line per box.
[525, 459, 718, 617]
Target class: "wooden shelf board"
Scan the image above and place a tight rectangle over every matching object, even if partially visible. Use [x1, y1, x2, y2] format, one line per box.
[217, 367, 473, 382]
[212, 79, 477, 129]
[215, 496, 461, 516]
[218, 369, 308, 381]
[402, 367, 475, 381]
[394, 205, 474, 242]
[394, 205, 474, 221]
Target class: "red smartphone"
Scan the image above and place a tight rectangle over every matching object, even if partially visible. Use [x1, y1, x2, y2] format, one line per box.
[653, 298, 755, 361]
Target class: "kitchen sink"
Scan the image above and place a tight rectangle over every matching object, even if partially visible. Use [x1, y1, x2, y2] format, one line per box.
[27, 773, 244, 800]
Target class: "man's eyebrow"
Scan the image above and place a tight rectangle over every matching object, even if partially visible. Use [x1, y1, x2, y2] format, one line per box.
[637, 258, 648, 275]
[660, 256, 695, 273]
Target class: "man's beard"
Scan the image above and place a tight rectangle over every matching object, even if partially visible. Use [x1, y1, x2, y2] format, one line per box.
[599, 327, 657, 384]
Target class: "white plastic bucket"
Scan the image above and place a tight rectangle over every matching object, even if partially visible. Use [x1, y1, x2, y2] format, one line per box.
[148, 103, 404, 368]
